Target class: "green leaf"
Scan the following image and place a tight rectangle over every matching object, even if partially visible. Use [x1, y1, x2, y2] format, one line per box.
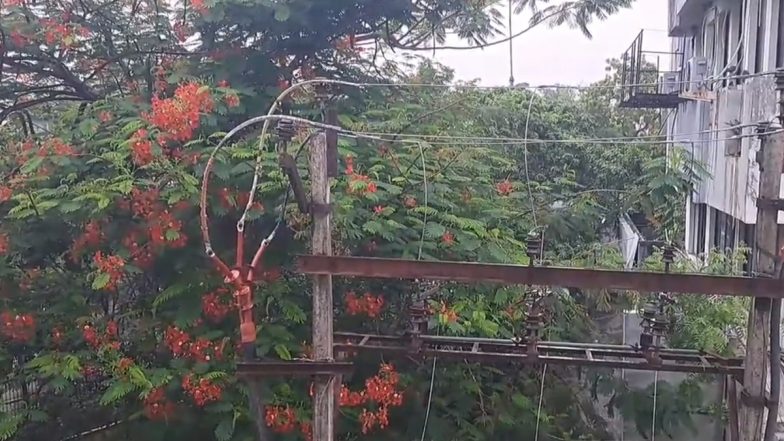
[21, 156, 44, 174]
[100, 381, 137, 405]
[424, 222, 446, 239]
[59, 201, 82, 214]
[273, 5, 290, 21]
[273, 344, 292, 361]
[153, 281, 191, 311]
[128, 366, 153, 389]
[0, 413, 24, 441]
[215, 417, 236, 441]
[27, 410, 49, 423]
[362, 220, 384, 235]
[78, 119, 99, 136]
[92, 273, 111, 290]
[97, 195, 111, 210]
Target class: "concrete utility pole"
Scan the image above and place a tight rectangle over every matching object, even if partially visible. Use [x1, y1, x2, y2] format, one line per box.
[309, 132, 336, 441]
[740, 118, 784, 441]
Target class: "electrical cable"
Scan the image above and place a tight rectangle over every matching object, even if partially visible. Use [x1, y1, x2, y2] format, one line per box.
[352, 121, 765, 145]
[534, 363, 547, 441]
[198, 109, 783, 242]
[415, 141, 437, 441]
[237, 69, 783, 223]
[306, 70, 776, 91]
[523, 92, 538, 229]
[525, 91, 547, 441]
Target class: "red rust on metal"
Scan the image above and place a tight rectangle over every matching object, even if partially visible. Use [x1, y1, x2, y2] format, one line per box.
[236, 361, 354, 378]
[333, 332, 743, 376]
[297, 255, 784, 298]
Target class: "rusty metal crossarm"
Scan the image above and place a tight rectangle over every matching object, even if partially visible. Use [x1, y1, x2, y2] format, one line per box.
[236, 361, 354, 378]
[334, 332, 744, 376]
[297, 255, 784, 298]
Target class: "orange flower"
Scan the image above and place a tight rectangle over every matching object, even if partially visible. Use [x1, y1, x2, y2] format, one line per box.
[98, 111, 113, 123]
[225, 93, 240, 108]
[0, 233, 8, 255]
[496, 180, 514, 196]
[441, 231, 455, 246]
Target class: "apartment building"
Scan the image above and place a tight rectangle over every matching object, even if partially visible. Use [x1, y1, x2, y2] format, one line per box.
[620, 0, 784, 256]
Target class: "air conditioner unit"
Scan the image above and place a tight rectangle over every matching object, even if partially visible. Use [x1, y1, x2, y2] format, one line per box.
[659, 72, 680, 94]
[685, 56, 709, 92]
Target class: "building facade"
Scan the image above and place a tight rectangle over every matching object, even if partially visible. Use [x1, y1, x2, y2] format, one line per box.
[620, 2, 784, 439]
[623, 0, 784, 256]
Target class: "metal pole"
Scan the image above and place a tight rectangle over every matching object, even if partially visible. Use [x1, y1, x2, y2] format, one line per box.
[310, 132, 335, 441]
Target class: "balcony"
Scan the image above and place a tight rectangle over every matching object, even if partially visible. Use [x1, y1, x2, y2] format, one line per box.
[618, 30, 685, 109]
[669, 0, 712, 36]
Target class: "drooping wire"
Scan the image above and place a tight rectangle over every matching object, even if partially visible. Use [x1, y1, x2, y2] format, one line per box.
[264, 70, 779, 93]
[415, 140, 437, 441]
[523, 92, 537, 229]
[508, 0, 515, 87]
[523, 90, 548, 441]
[534, 363, 547, 440]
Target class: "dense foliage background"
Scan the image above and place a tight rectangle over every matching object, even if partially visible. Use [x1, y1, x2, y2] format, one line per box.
[0, 0, 749, 440]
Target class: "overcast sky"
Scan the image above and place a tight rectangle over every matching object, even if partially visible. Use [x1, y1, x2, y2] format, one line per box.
[420, 1, 669, 87]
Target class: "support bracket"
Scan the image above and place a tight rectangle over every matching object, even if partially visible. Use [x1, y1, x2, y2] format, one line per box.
[279, 152, 310, 214]
[756, 197, 784, 212]
[310, 203, 333, 216]
[236, 361, 353, 378]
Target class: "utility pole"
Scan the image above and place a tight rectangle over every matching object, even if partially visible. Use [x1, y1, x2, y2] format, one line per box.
[740, 116, 784, 441]
[310, 132, 335, 441]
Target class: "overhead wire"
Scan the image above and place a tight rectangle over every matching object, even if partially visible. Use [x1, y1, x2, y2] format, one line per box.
[236, 69, 783, 223]
[281, 70, 779, 92]
[651, 371, 659, 441]
[203, 113, 783, 254]
[351, 121, 766, 145]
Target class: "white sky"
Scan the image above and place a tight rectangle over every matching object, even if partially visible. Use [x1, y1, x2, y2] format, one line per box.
[421, 1, 669, 87]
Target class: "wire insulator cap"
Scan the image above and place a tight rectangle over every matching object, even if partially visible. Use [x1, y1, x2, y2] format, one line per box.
[276, 118, 296, 143]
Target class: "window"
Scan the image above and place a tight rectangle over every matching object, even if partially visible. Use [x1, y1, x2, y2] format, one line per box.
[695, 204, 707, 254]
[756, 0, 767, 73]
[777, 0, 784, 67]
[742, 223, 755, 275]
[722, 11, 731, 69]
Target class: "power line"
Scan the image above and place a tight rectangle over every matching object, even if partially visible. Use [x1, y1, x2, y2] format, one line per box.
[204, 113, 781, 159]
[288, 70, 779, 93]
[345, 125, 779, 147]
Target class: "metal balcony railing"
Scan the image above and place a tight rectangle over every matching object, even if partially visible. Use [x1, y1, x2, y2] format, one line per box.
[619, 30, 686, 109]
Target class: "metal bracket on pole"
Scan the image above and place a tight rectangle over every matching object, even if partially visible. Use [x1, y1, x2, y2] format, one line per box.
[310, 203, 333, 216]
[740, 390, 774, 408]
[279, 152, 310, 214]
[756, 197, 784, 212]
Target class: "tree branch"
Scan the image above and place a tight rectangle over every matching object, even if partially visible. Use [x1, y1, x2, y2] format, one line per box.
[387, 5, 575, 51]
